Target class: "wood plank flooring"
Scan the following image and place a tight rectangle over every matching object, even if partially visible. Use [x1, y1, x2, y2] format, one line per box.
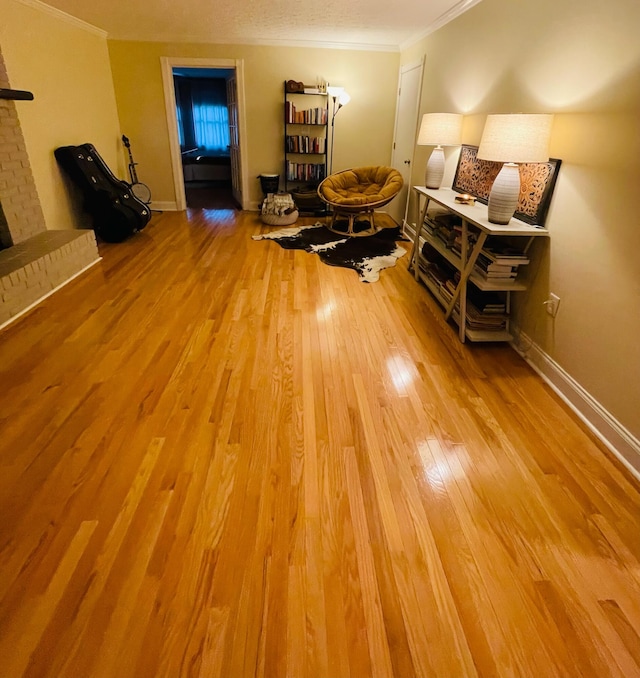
[0, 208, 639, 678]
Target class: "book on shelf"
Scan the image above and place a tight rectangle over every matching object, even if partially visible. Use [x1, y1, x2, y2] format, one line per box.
[475, 272, 518, 280]
[286, 135, 326, 154]
[476, 255, 515, 272]
[285, 101, 328, 125]
[286, 161, 326, 182]
[482, 242, 529, 265]
[465, 304, 508, 331]
[466, 285, 506, 313]
[474, 252, 524, 280]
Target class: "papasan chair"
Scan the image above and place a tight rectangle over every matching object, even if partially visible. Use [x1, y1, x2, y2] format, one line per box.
[317, 166, 404, 236]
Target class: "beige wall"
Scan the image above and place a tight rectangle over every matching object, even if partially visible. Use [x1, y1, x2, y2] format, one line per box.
[402, 0, 640, 441]
[0, 0, 122, 230]
[106, 40, 400, 208]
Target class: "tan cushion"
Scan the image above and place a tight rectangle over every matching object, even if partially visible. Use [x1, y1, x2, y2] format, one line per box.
[319, 166, 403, 206]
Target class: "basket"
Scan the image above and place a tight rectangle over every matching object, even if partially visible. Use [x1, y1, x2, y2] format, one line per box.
[261, 192, 299, 226]
[261, 210, 299, 226]
[291, 187, 323, 211]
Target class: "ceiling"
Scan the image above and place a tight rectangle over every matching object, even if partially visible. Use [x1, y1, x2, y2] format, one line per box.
[39, 0, 481, 51]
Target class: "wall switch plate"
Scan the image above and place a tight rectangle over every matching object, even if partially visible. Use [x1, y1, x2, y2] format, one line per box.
[545, 293, 560, 318]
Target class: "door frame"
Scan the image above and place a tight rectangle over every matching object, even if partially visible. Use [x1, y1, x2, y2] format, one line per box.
[390, 57, 424, 230]
[160, 56, 249, 210]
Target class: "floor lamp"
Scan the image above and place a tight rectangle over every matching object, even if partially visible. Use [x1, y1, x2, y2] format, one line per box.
[326, 86, 350, 175]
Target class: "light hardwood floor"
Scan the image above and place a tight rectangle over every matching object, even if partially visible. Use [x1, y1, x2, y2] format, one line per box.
[0, 208, 639, 678]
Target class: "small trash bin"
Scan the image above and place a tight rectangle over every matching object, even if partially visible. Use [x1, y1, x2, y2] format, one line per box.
[258, 173, 280, 196]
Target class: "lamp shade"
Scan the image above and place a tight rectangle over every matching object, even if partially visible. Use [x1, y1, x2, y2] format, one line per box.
[477, 114, 553, 163]
[338, 91, 351, 107]
[417, 113, 463, 147]
[477, 113, 554, 224]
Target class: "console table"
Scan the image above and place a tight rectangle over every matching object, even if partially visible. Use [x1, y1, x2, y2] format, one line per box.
[409, 186, 549, 343]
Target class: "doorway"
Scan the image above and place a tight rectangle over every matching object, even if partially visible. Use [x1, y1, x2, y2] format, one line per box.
[161, 57, 249, 211]
[173, 68, 235, 210]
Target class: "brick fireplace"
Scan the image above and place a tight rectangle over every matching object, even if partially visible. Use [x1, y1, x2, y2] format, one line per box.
[0, 48, 100, 329]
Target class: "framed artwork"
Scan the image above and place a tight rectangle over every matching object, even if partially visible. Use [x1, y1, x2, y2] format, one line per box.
[452, 144, 561, 227]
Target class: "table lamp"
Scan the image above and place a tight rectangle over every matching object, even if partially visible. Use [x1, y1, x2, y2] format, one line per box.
[416, 113, 463, 189]
[477, 113, 554, 224]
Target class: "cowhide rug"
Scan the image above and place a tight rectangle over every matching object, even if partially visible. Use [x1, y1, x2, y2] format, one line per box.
[252, 223, 407, 283]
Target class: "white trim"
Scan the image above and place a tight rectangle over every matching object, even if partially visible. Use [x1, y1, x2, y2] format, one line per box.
[234, 60, 250, 211]
[150, 201, 179, 211]
[390, 57, 424, 229]
[0, 257, 101, 333]
[17, 0, 107, 38]
[104, 35, 398, 53]
[160, 56, 249, 211]
[512, 332, 640, 481]
[399, 0, 483, 51]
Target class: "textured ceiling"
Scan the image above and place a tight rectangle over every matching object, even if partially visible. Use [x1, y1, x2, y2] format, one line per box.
[38, 0, 481, 50]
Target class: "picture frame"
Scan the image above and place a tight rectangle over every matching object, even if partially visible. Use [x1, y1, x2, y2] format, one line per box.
[452, 144, 562, 227]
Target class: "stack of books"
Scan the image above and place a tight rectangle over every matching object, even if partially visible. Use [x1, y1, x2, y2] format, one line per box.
[420, 242, 457, 296]
[465, 285, 507, 331]
[474, 244, 529, 282]
[424, 213, 460, 249]
[424, 212, 480, 258]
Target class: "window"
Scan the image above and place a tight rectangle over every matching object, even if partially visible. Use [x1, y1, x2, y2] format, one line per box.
[174, 76, 230, 153]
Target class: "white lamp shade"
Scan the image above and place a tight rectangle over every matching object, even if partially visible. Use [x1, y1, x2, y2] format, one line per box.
[477, 113, 554, 224]
[338, 91, 351, 107]
[326, 86, 344, 98]
[477, 114, 553, 163]
[417, 113, 463, 146]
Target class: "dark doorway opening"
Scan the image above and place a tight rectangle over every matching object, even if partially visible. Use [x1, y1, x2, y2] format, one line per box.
[173, 68, 236, 210]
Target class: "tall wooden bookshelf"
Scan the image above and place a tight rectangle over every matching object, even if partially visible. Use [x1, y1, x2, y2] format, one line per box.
[283, 82, 328, 213]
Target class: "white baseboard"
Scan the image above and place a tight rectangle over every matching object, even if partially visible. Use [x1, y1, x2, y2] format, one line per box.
[150, 201, 179, 211]
[512, 331, 640, 481]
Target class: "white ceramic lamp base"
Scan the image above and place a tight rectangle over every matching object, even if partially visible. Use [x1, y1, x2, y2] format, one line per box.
[425, 146, 445, 189]
[488, 162, 520, 224]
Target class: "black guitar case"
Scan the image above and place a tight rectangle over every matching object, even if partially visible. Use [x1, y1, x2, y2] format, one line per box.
[55, 143, 150, 242]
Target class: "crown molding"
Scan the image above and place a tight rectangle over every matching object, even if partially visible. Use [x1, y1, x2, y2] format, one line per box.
[112, 33, 400, 53]
[399, 0, 483, 51]
[17, 0, 107, 38]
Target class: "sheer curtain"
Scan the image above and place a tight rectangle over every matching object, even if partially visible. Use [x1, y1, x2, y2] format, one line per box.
[175, 77, 230, 153]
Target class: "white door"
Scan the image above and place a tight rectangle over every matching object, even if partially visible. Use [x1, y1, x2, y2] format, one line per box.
[388, 59, 424, 227]
[226, 75, 242, 207]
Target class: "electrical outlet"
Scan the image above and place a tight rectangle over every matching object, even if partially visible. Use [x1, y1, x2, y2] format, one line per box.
[544, 293, 560, 318]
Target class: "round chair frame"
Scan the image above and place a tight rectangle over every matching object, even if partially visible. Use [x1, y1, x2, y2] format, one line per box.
[317, 168, 403, 237]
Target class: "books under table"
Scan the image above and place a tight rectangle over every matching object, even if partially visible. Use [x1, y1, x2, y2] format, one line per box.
[419, 243, 508, 332]
[482, 242, 530, 265]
